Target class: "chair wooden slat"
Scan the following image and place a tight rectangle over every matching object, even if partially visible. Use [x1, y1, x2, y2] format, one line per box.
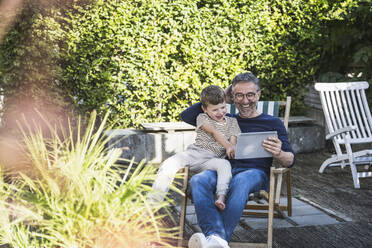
[340, 90, 357, 139]
[345, 90, 361, 138]
[256, 101, 264, 113]
[357, 89, 372, 137]
[335, 90, 348, 131]
[351, 89, 367, 138]
[362, 90, 372, 132]
[324, 91, 337, 136]
[330, 90, 343, 132]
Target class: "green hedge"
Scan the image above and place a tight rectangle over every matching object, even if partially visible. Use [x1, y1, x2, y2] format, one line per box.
[317, 0, 372, 102]
[60, 0, 329, 127]
[1, 0, 369, 128]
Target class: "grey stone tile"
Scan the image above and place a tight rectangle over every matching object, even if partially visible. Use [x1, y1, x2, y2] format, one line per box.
[186, 214, 198, 225]
[290, 214, 339, 226]
[192, 224, 202, 233]
[291, 204, 324, 216]
[241, 217, 294, 230]
[186, 204, 195, 214]
[177, 196, 345, 232]
[175, 204, 194, 214]
[280, 196, 308, 207]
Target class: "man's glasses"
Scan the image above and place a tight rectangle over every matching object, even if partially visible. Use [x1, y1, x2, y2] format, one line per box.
[234, 92, 257, 101]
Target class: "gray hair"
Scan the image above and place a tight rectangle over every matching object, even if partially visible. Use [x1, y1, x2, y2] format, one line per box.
[231, 72, 260, 91]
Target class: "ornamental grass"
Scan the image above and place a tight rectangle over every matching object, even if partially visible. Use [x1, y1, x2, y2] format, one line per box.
[0, 111, 179, 248]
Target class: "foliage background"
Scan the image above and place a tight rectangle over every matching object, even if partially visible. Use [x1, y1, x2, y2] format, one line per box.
[0, 0, 371, 128]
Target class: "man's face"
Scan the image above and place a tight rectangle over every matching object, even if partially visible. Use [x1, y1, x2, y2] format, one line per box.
[232, 81, 261, 118]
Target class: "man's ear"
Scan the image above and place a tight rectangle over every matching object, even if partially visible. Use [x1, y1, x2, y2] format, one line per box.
[256, 90, 261, 100]
[201, 105, 205, 112]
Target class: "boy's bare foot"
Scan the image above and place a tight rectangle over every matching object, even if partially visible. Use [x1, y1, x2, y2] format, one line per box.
[215, 195, 226, 210]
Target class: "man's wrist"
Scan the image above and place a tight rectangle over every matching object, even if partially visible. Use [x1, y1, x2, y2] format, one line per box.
[273, 149, 282, 159]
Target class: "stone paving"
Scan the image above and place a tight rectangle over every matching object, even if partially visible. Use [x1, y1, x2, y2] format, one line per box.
[175, 151, 372, 248]
[177, 195, 349, 234]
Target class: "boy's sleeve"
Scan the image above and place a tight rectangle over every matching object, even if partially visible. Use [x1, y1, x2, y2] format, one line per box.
[180, 102, 203, 126]
[195, 113, 209, 131]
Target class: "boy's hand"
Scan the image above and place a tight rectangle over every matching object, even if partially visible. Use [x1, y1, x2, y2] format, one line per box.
[226, 144, 235, 159]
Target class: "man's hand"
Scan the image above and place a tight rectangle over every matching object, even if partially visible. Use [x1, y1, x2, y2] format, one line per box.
[262, 136, 294, 167]
[262, 136, 282, 157]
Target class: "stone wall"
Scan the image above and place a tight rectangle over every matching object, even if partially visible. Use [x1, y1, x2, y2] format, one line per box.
[107, 124, 325, 164]
[106, 83, 338, 164]
[304, 83, 327, 131]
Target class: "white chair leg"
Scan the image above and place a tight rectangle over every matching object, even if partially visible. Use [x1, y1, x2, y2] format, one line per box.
[319, 157, 337, 173]
[349, 163, 360, 189]
[319, 155, 349, 173]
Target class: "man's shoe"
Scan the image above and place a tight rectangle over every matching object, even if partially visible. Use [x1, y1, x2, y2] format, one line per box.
[205, 234, 230, 248]
[188, 233, 207, 248]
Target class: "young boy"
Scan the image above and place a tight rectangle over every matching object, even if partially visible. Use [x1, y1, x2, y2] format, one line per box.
[148, 85, 241, 210]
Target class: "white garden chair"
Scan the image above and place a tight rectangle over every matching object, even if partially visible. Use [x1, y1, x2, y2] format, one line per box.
[314, 81, 372, 188]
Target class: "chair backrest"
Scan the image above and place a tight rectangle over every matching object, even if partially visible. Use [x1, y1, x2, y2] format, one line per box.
[314, 81, 372, 149]
[227, 96, 291, 130]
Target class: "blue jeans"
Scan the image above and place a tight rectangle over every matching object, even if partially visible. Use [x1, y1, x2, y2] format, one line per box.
[189, 167, 268, 242]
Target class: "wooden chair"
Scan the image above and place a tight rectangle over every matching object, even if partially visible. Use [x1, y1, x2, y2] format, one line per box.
[229, 98, 292, 219]
[314, 82, 372, 188]
[178, 97, 292, 248]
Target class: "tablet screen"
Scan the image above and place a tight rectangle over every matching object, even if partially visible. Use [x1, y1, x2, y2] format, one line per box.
[235, 131, 278, 159]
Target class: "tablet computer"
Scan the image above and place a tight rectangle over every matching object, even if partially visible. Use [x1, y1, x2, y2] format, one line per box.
[235, 131, 278, 159]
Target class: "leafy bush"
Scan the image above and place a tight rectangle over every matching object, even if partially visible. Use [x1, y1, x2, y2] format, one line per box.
[60, 0, 331, 126]
[0, 111, 179, 247]
[317, 0, 372, 102]
[1, 0, 371, 128]
[0, 2, 74, 130]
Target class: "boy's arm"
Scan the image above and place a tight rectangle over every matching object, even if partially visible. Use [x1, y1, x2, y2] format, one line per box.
[229, 135, 237, 146]
[200, 122, 235, 159]
[227, 118, 240, 146]
[181, 102, 203, 126]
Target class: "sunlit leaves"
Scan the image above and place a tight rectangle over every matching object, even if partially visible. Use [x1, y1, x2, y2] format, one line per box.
[0, 112, 178, 247]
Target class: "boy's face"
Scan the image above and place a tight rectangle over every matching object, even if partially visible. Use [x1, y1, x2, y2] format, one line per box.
[202, 102, 227, 122]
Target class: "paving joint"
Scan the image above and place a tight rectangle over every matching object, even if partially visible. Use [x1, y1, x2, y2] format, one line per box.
[296, 195, 352, 222]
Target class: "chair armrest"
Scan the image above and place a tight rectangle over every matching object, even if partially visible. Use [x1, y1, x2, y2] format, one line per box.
[326, 126, 357, 140]
[271, 167, 290, 174]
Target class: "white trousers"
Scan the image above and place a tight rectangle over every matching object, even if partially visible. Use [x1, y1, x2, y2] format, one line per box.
[149, 144, 232, 202]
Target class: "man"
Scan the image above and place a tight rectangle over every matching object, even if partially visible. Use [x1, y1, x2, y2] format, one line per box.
[181, 72, 295, 248]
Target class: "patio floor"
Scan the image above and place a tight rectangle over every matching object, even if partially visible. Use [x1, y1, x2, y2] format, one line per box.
[173, 151, 372, 248]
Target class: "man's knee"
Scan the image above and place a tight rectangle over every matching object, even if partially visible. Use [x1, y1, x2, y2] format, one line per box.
[190, 170, 216, 189]
[189, 173, 204, 187]
[230, 169, 267, 191]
